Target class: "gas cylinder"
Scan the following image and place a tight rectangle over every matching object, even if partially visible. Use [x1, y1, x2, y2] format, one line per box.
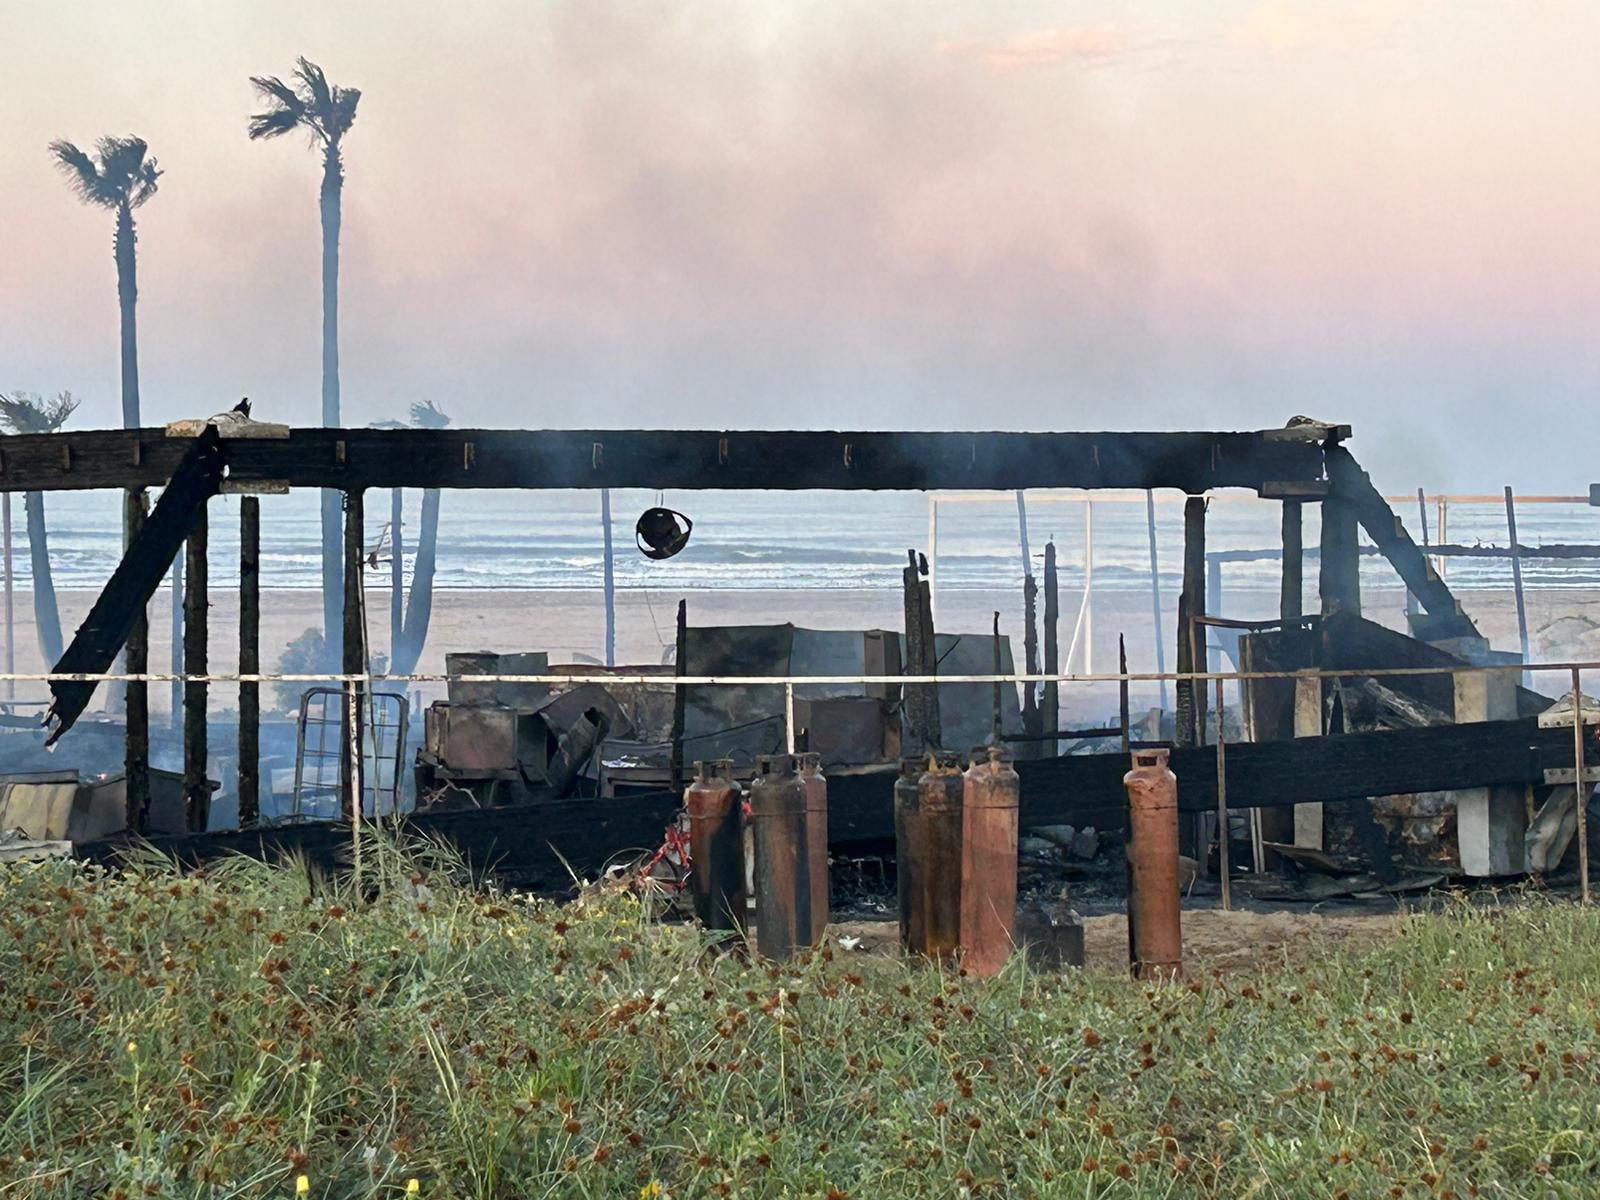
[1124, 748, 1182, 980]
[959, 745, 1019, 977]
[905, 752, 964, 961]
[796, 752, 830, 944]
[749, 753, 811, 961]
[685, 759, 745, 933]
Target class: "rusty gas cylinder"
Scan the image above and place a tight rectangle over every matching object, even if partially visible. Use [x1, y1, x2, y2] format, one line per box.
[959, 746, 1019, 977]
[685, 759, 746, 933]
[796, 752, 830, 944]
[749, 753, 811, 961]
[1124, 748, 1183, 981]
[903, 752, 964, 961]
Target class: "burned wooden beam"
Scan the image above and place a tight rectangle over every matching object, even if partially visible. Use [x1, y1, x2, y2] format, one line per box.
[238, 496, 260, 827]
[44, 426, 224, 744]
[183, 502, 209, 832]
[1175, 497, 1207, 747]
[1041, 541, 1058, 754]
[123, 488, 150, 832]
[340, 489, 365, 822]
[84, 713, 1592, 892]
[0, 427, 1332, 494]
[1280, 499, 1302, 621]
[1324, 443, 1477, 638]
[1319, 493, 1361, 617]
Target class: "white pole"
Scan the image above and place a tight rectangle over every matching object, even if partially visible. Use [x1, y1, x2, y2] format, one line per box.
[1084, 498, 1094, 675]
[600, 488, 616, 667]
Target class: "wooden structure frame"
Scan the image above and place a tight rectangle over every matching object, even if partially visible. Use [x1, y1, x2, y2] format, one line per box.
[5, 417, 1525, 882]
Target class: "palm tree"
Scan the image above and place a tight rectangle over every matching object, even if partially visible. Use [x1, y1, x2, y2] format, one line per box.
[391, 401, 449, 676]
[247, 57, 361, 666]
[46, 138, 160, 431]
[0, 392, 80, 667]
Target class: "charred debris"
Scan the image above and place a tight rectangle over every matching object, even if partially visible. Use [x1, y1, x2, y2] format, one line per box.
[0, 417, 1595, 903]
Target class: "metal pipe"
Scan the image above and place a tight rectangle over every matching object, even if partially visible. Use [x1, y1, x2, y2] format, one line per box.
[1215, 676, 1230, 911]
[784, 682, 796, 755]
[686, 759, 745, 933]
[1573, 667, 1591, 905]
[1505, 487, 1530, 670]
[1146, 491, 1167, 711]
[1125, 747, 1182, 980]
[960, 746, 1019, 977]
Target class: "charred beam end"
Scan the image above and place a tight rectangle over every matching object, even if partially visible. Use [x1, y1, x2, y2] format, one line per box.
[44, 426, 225, 744]
[183, 504, 209, 833]
[341, 490, 366, 823]
[0, 428, 1331, 493]
[124, 489, 150, 833]
[238, 497, 261, 827]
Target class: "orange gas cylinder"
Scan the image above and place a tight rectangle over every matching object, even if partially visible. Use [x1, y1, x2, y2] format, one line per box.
[959, 746, 1019, 977]
[685, 759, 745, 933]
[749, 753, 810, 961]
[1124, 748, 1183, 980]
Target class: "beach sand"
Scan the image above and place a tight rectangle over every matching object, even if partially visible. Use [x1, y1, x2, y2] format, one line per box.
[6, 579, 1600, 721]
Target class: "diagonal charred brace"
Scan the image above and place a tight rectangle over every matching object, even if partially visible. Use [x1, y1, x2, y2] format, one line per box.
[44, 425, 225, 744]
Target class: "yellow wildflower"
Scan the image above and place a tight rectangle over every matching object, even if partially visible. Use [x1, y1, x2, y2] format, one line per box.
[295, 1176, 309, 1195]
[406, 1182, 420, 1196]
[126, 1040, 138, 1055]
[640, 1183, 663, 1199]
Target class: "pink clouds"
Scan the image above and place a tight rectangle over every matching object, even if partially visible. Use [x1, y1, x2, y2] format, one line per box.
[937, 25, 1136, 71]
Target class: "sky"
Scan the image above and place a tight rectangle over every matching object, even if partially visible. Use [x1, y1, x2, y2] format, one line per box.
[0, 0, 1596, 490]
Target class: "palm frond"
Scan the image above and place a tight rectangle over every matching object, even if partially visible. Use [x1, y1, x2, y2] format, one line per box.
[295, 57, 333, 113]
[47, 140, 118, 208]
[130, 156, 161, 208]
[409, 400, 450, 430]
[247, 74, 307, 140]
[0, 391, 78, 435]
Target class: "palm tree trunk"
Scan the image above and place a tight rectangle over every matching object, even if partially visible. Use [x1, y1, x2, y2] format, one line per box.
[115, 202, 140, 430]
[319, 147, 344, 668]
[391, 488, 439, 675]
[23, 492, 62, 667]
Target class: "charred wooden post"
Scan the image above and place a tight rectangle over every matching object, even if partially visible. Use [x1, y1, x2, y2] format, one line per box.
[1319, 495, 1361, 617]
[1280, 500, 1302, 621]
[960, 746, 1019, 978]
[897, 753, 963, 960]
[991, 611, 1003, 744]
[669, 599, 687, 795]
[123, 488, 149, 832]
[183, 502, 209, 832]
[238, 496, 261, 827]
[686, 760, 746, 932]
[1021, 573, 1041, 754]
[750, 753, 810, 961]
[1176, 497, 1207, 746]
[1042, 542, 1059, 756]
[389, 488, 404, 670]
[1125, 748, 1182, 980]
[797, 751, 830, 943]
[340, 489, 365, 822]
[902, 550, 941, 751]
[1145, 491, 1168, 713]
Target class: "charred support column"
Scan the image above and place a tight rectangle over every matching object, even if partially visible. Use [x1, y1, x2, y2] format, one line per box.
[1175, 498, 1207, 858]
[1319, 495, 1361, 617]
[123, 489, 149, 833]
[340, 489, 365, 822]
[1125, 748, 1182, 980]
[670, 599, 687, 795]
[1042, 542, 1059, 756]
[238, 496, 261, 827]
[1280, 500, 1302, 621]
[182, 502, 209, 832]
[798, 751, 830, 943]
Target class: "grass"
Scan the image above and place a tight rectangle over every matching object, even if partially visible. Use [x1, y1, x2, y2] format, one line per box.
[1, 838, 1598, 1199]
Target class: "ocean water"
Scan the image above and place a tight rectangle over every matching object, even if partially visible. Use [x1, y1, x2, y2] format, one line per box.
[8, 487, 1600, 595]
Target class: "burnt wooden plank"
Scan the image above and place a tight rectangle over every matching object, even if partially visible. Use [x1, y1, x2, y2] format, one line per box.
[183, 503, 209, 832]
[44, 427, 224, 743]
[238, 496, 260, 827]
[0, 428, 1327, 493]
[1325, 444, 1477, 638]
[81, 714, 1588, 889]
[124, 488, 149, 832]
[341, 490, 365, 821]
